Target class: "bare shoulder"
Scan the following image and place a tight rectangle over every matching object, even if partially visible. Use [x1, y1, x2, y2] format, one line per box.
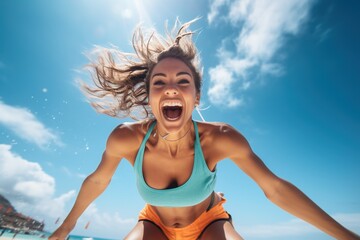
[197, 121, 252, 159]
[106, 120, 153, 161]
[197, 121, 245, 140]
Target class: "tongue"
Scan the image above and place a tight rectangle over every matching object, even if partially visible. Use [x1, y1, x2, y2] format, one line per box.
[165, 107, 182, 119]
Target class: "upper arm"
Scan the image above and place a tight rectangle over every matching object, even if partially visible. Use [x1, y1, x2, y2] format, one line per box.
[216, 124, 281, 196]
[88, 123, 139, 184]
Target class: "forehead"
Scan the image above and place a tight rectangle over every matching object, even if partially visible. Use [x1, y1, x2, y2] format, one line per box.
[151, 58, 193, 78]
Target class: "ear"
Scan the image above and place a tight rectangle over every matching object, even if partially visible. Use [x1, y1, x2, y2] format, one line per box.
[195, 93, 201, 106]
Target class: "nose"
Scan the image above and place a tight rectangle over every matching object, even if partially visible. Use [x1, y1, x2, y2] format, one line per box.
[165, 85, 178, 96]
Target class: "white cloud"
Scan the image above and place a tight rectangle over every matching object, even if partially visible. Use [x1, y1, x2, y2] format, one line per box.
[0, 101, 62, 148]
[228, 0, 252, 24]
[0, 144, 75, 220]
[234, 1, 311, 59]
[208, 65, 244, 107]
[238, 213, 360, 238]
[208, 0, 229, 24]
[73, 203, 136, 239]
[207, 0, 314, 107]
[260, 63, 284, 77]
[0, 145, 135, 237]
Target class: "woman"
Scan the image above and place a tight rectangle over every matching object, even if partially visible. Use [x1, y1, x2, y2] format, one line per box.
[49, 20, 359, 240]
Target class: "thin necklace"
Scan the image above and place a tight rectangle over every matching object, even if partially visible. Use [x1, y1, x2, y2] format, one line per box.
[153, 125, 192, 142]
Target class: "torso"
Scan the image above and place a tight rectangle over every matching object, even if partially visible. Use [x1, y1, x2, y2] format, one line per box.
[121, 119, 229, 227]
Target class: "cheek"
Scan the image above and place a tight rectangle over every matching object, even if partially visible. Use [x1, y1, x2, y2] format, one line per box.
[148, 95, 155, 107]
[147, 93, 159, 110]
[148, 89, 159, 101]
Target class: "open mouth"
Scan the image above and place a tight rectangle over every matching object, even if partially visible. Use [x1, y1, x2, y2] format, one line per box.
[162, 102, 183, 121]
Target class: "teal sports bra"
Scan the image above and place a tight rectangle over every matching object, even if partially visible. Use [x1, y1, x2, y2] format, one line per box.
[134, 120, 217, 207]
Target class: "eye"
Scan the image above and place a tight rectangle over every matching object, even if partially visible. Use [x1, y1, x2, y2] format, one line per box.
[178, 79, 190, 85]
[153, 80, 165, 86]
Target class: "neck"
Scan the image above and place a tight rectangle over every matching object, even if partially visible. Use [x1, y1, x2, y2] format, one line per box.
[153, 120, 194, 156]
[159, 126, 191, 141]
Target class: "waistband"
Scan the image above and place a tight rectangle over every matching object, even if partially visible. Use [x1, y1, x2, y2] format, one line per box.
[138, 197, 230, 239]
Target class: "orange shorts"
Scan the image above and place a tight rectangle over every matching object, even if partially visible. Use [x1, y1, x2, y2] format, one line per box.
[138, 198, 231, 240]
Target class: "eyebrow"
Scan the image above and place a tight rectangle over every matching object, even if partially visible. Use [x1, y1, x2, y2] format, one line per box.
[151, 71, 192, 79]
[176, 72, 192, 77]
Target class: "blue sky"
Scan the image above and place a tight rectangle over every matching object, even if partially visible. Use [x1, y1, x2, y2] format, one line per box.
[0, 0, 359, 239]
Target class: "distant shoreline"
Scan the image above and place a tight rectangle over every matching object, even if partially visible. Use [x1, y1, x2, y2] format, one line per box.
[0, 231, 118, 240]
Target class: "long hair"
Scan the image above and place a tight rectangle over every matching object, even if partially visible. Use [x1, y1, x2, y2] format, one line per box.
[82, 19, 202, 120]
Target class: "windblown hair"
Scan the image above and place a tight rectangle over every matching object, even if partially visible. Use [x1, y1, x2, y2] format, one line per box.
[82, 19, 202, 120]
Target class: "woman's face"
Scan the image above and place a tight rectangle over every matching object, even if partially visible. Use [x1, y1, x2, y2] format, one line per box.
[149, 57, 200, 132]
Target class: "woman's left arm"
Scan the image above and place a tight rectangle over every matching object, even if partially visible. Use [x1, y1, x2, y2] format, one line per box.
[219, 124, 359, 240]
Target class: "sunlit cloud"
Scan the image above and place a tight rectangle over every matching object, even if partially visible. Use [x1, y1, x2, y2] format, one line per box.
[208, 65, 245, 107]
[0, 144, 75, 220]
[0, 101, 62, 148]
[238, 213, 360, 238]
[208, 0, 229, 24]
[207, 0, 315, 107]
[74, 203, 136, 239]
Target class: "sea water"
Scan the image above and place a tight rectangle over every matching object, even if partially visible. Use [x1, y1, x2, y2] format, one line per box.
[0, 231, 117, 240]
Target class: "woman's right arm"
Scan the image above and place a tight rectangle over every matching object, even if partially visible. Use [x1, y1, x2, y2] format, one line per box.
[49, 124, 134, 240]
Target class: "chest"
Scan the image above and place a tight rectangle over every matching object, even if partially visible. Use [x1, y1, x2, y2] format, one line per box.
[134, 125, 225, 189]
[142, 146, 196, 189]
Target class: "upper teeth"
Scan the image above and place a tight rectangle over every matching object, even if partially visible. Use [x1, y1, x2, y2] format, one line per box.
[163, 101, 183, 107]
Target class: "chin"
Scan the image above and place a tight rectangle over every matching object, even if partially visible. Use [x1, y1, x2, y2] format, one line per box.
[158, 115, 192, 132]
